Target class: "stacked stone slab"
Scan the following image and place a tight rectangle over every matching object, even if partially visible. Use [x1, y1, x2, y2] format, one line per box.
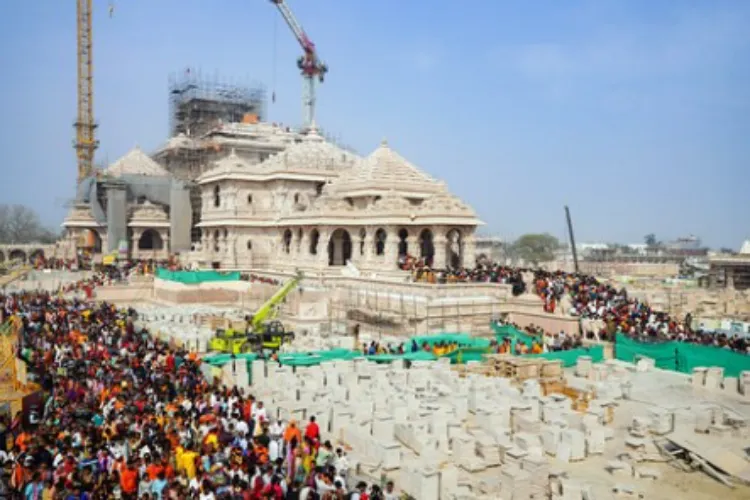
[243, 354, 625, 499]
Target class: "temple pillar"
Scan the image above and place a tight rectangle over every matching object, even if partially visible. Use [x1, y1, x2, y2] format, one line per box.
[433, 231, 447, 271]
[131, 229, 142, 260]
[318, 228, 331, 267]
[386, 228, 400, 269]
[727, 267, 735, 289]
[362, 228, 373, 265]
[463, 232, 477, 268]
[406, 232, 418, 259]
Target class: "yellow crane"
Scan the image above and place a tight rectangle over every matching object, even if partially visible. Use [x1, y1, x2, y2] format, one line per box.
[74, 0, 98, 181]
[74, 1, 115, 182]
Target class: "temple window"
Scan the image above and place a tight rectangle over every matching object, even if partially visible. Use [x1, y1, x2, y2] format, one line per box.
[282, 229, 292, 254]
[375, 228, 386, 256]
[309, 229, 320, 255]
[246, 240, 252, 250]
[213, 185, 221, 208]
[247, 194, 253, 204]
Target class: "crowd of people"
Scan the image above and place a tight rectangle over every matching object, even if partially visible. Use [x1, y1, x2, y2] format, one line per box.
[0, 275, 401, 499]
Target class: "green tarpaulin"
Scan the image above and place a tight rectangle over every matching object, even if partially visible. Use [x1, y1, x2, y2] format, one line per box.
[156, 268, 241, 284]
[524, 345, 605, 367]
[203, 353, 258, 366]
[492, 323, 540, 348]
[615, 333, 750, 378]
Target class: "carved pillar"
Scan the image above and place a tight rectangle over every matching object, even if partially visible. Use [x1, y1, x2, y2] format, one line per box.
[406, 231, 418, 259]
[727, 267, 735, 289]
[463, 230, 477, 268]
[385, 227, 400, 270]
[362, 228, 373, 266]
[131, 229, 142, 260]
[433, 230, 447, 270]
[318, 228, 331, 267]
[299, 228, 310, 265]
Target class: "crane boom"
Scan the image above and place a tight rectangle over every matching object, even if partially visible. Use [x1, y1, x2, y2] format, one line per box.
[249, 271, 303, 331]
[74, 0, 99, 182]
[269, 0, 327, 129]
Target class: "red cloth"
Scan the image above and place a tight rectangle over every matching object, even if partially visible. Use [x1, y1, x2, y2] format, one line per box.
[304, 421, 319, 441]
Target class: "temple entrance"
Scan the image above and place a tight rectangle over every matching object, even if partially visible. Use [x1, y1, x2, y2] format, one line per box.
[419, 229, 434, 267]
[138, 229, 164, 250]
[8, 250, 26, 263]
[446, 229, 463, 269]
[328, 229, 352, 266]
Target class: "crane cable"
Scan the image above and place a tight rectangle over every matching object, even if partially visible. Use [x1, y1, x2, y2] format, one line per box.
[272, 12, 278, 104]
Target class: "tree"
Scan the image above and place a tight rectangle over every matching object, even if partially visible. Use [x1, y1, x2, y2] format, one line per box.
[511, 233, 560, 267]
[644, 233, 659, 247]
[0, 204, 59, 244]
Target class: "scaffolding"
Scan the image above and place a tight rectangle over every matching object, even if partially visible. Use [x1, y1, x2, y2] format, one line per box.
[168, 68, 267, 138]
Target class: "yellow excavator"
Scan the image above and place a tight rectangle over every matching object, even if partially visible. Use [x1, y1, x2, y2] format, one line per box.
[209, 271, 302, 354]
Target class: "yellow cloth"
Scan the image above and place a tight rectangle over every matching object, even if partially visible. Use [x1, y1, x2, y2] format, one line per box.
[180, 450, 199, 479]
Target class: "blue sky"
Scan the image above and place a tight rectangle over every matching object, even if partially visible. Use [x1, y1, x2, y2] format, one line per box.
[1, 0, 748, 248]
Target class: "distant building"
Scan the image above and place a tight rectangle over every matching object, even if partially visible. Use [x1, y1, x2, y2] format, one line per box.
[704, 239, 750, 290]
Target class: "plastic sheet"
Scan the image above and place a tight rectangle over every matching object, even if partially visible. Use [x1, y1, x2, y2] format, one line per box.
[155, 268, 241, 284]
[615, 333, 750, 377]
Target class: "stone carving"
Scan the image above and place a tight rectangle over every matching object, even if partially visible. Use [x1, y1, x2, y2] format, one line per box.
[65, 204, 97, 223]
[419, 193, 476, 217]
[104, 147, 171, 177]
[258, 132, 358, 173]
[130, 201, 168, 222]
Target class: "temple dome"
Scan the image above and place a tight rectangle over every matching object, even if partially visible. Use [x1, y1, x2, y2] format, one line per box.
[103, 147, 171, 177]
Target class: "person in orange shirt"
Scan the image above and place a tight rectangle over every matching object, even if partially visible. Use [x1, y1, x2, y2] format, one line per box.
[146, 459, 164, 481]
[119, 461, 139, 498]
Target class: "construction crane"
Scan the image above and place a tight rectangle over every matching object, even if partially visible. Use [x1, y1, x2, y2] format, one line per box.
[270, 0, 328, 130]
[74, 0, 100, 182]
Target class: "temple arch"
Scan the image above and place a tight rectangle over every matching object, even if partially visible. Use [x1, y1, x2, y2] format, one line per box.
[374, 228, 386, 256]
[397, 228, 409, 257]
[213, 185, 221, 207]
[309, 229, 320, 255]
[138, 229, 164, 250]
[359, 228, 366, 256]
[419, 229, 435, 267]
[328, 228, 352, 266]
[282, 229, 292, 254]
[8, 249, 25, 263]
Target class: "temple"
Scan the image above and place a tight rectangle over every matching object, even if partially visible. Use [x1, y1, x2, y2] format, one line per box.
[61, 123, 481, 274]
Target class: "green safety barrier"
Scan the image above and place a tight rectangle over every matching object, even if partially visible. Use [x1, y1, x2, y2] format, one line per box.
[203, 352, 259, 366]
[615, 333, 750, 378]
[156, 268, 241, 284]
[523, 345, 605, 367]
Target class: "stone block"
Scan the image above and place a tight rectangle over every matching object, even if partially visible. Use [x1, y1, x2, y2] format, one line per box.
[576, 356, 593, 378]
[691, 367, 707, 389]
[722, 377, 738, 394]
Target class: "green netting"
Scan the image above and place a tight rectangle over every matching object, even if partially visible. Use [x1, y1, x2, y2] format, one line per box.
[367, 354, 404, 363]
[410, 333, 490, 349]
[676, 343, 750, 377]
[203, 353, 258, 366]
[524, 345, 605, 367]
[614, 334, 678, 370]
[403, 351, 438, 362]
[614, 334, 750, 377]
[491, 323, 542, 351]
[439, 347, 490, 364]
[156, 268, 241, 284]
